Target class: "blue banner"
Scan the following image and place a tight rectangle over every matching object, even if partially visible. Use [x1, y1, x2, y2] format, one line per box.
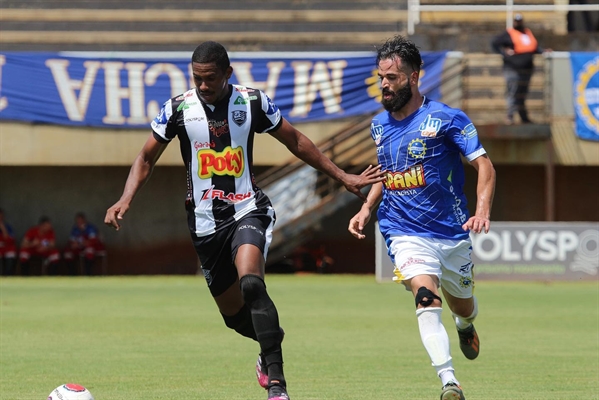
[0, 51, 447, 128]
[570, 52, 599, 141]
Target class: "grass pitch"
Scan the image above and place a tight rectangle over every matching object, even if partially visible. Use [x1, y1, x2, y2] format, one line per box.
[0, 275, 597, 400]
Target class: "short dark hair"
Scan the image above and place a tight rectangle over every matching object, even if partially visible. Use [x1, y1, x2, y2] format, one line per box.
[376, 35, 423, 73]
[191, 41, 230, 71]
[75, 212, 86, 219]
[39, 216, 50, 224]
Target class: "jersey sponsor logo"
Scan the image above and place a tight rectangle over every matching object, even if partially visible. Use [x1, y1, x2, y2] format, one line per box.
[372, 123, 383, 145]
[461, 123, 478, 138]
[185, 116, 205, 123]
[232, 110, 247, 126]
[177, 100, 197, 112]
[408, 138, 427, 159]
[201, 186, 253, 203]
[264, 94, 279, 115]
[193, 140, 216, 150]
[197, 145, 244, 179]
[384, 164, 426, 191]
[153, 107, 167, 125]
[208, 118, 229, 137]
[234, 96, 248, 105]
[419, 114, 442, 137]
[448, 171, 467, 224]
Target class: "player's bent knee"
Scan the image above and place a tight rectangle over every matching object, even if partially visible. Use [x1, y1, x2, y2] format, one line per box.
[239, 274, 266, 305]
[415, 286, 442, 308]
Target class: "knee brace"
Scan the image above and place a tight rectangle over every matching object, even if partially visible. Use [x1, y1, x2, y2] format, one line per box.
[221, 304, 257, 340]
[239, 274, 266, 306]
[415, 286, 442, 308]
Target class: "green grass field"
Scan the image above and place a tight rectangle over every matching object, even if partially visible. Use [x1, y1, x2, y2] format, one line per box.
[1, 275, 597, 400]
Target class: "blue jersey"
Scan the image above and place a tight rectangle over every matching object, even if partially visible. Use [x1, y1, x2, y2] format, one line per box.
[70, 224, 98, 244]
[372, 98, 486, 241]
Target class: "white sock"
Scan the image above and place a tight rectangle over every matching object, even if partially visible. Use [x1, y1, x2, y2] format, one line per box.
[454, 296, 478, 330]
[416, 307, 456, 385]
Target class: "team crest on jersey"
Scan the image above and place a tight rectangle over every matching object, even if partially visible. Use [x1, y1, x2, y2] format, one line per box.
[408, 139, 427, 159]
[232, 110, 247, 126]
[459, 276, 473, 289]
[419, 114, 442, 137]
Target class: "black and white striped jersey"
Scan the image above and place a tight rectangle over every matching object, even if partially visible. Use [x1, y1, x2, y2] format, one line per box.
[151, 84, 282, 237]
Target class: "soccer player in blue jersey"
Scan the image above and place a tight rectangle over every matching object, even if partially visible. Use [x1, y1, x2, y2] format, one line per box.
[348, 36, 496, 400]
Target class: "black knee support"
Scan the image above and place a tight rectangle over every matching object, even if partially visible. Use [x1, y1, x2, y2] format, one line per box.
[221, 304, 257, 340]
[415, 286, 442, 307]
[239, 274, 267, 306]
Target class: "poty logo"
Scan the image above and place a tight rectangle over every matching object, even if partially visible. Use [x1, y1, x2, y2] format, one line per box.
[384, 164, 426, 191]
[198, 146, 244, 179]
[418, 114, 442, 137]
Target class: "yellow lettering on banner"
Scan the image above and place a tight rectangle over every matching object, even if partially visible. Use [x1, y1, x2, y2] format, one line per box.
[102, 61, 147, 125]
[0, 55, 7, 112]
[145, 63, 188, 121]
[232, 61, 285, 100]
[45, 59, 101, 121]
[289, 60, 347, 117]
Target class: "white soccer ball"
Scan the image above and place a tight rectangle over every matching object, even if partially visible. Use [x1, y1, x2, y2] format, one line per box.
[47, 383, 95, 400]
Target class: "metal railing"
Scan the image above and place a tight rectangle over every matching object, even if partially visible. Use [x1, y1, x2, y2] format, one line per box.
[407, 0, 599, 34]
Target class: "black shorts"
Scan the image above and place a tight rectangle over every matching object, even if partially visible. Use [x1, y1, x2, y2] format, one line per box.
[191, 208, 276, 297]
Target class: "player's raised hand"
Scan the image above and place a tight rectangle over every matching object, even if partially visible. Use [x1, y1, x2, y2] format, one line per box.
[462, 215, 491, 234]
[348, 207, 372, 239]
[104, 201, 130, 231]
[342, 165, 386, 201]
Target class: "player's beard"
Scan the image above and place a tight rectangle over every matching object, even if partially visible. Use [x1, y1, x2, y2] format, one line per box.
[381, 80, 413, 112]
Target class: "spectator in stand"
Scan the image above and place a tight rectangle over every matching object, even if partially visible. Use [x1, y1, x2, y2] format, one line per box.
[63, 212, 106, 276]
[491, 13, 550, 125]
[0, 208, 18, 276]
[19, 216, 61, 276]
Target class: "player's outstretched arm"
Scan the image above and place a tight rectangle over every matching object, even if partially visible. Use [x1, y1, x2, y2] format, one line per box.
[348, 182, 383, 239]
[269, 119, 386, 201]
[462, 154, 496, 234]
[105, 134, 168, 231]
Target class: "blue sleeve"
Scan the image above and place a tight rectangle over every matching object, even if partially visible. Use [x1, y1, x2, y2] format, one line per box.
[446, 111, 486, 160]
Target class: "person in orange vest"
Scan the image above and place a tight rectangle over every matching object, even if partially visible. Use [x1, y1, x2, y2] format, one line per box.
[492, 14, 550, 125]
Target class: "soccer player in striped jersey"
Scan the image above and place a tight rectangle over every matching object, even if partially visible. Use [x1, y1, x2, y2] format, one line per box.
[105, 41, 384, 400]
[348, 36, 496, 400]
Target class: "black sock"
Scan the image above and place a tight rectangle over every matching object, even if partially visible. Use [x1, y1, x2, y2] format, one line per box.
[221, 303, 258, 340]
[239, 274, 285, 386]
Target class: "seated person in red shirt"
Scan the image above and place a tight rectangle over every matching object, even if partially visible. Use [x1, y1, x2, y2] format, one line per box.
[63, 212, 106, 276]
[19, 216, 61, 275]
[0, 208, 17, 276]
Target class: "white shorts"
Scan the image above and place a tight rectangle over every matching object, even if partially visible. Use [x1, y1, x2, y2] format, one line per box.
[388, 235, 475, 298]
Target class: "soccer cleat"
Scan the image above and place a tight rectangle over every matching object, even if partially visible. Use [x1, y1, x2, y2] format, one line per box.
[256, 354, 269, 389]
[256, 327, 286, 389]
[267, 384, 290, 400]
[457, 324, 479, 360]
[440, 382, 465, 400]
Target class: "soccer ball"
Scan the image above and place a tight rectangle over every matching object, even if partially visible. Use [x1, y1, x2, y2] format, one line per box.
[47, 383, 95, 400]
